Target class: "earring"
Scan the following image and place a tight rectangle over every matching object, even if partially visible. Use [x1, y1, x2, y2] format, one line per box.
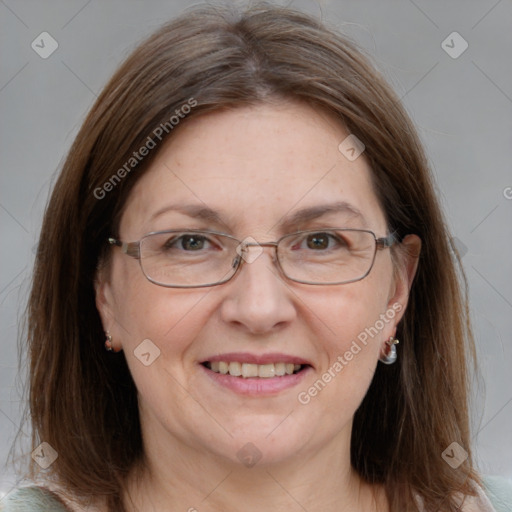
[379, 336, 399, 365]
[104, 331, 114, 352]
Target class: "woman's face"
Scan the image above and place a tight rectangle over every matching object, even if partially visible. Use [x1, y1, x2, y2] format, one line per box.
[96, 101, 417, 469]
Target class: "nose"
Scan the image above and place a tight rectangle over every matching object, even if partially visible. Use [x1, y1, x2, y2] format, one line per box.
[219, 244, 296, 335]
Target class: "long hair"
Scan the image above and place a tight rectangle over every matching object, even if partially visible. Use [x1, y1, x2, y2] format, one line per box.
[24, 3, 478, 510]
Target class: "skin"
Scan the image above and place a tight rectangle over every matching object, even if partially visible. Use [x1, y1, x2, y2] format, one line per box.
[95, 101, 421, 512]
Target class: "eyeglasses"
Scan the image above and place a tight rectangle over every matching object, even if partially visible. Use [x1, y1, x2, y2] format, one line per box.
[108, 228, 397, 288]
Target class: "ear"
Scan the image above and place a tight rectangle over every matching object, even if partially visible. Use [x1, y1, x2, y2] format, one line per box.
[94, 262, 116, 337]
[386, 234, 422, 326]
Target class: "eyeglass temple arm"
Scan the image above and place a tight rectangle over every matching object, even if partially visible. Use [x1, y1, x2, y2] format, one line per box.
[376, 231, 399, 249]
[108, 237, 140, 258]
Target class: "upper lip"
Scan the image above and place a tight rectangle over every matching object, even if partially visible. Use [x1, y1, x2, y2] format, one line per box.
[201, 352, 312, 367]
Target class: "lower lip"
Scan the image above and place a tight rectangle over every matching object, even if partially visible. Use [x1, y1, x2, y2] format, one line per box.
[200, 364, 311, 396]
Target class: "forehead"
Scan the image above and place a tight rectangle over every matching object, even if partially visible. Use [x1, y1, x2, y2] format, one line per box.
[119, 101, 387, 238]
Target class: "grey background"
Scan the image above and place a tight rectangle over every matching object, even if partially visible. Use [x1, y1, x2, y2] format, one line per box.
[1, 0, 511, 497]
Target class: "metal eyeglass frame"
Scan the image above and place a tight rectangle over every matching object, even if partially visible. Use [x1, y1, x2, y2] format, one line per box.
[107, 228, 398, 288]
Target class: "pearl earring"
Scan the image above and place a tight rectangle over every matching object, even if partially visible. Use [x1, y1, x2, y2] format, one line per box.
[379, 336, 399, 365]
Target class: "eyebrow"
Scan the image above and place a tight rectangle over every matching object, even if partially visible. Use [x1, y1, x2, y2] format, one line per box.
[277, 201, 367, 231]
[148, 201, 367, 232]
[148, 203, 228, 229]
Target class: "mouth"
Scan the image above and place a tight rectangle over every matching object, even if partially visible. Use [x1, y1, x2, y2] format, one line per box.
[202, 361, 307, 378]
[199, 352, 312, 395]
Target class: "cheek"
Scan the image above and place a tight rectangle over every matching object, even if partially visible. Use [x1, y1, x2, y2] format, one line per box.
[314, 260, 393, 355]
[302, 261, 394, 407]
[113, 284, 216, 422]
[109, 258, 212, 360]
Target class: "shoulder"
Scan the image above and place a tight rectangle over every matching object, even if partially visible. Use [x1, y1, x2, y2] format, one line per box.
[413, 476, 511, 512]
[0, 486, 71, 511]
[481, 475, 512, 512]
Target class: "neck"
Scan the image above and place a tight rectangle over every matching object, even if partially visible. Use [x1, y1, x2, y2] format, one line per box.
[122, 420, 387, 512]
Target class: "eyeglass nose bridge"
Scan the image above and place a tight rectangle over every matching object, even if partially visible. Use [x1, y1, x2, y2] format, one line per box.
[233, 239, 280, 268]
[241, 241, 279, 249]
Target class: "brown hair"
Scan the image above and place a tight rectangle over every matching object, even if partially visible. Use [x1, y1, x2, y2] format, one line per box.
[22, 2, 479, 510]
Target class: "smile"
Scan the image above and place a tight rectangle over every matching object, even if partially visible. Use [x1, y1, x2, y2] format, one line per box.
[203, 361, 304, 378]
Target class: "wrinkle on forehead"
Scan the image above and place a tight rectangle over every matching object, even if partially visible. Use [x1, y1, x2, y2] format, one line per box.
[119, 102, 387, 241]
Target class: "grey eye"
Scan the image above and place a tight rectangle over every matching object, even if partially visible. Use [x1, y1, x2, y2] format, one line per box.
[179, 235, 207, 251]
[163, 234, 211, 251]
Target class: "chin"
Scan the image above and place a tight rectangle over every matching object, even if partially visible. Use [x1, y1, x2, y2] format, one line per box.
[203, 416, 316, 468]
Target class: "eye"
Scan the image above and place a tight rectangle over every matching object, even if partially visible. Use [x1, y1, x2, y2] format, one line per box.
[294, 232, 348, 251]
[164, 234, 212, 251]
[306, 233, 330, 250]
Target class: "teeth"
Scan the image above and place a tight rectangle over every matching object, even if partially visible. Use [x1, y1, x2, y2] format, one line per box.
[275, 363, 286, 376]
[229, 361, 242, 377]
[241, 363, 259, 378]
[258, 364, 275, 378]
[207, 361, 304, 378]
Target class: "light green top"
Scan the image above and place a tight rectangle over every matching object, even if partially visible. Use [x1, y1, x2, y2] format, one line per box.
[1, 476, 511, 511]
[0, 486, 70, 511]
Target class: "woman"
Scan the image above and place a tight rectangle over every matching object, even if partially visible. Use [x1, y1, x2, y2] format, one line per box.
[4, 2, 511, 511]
